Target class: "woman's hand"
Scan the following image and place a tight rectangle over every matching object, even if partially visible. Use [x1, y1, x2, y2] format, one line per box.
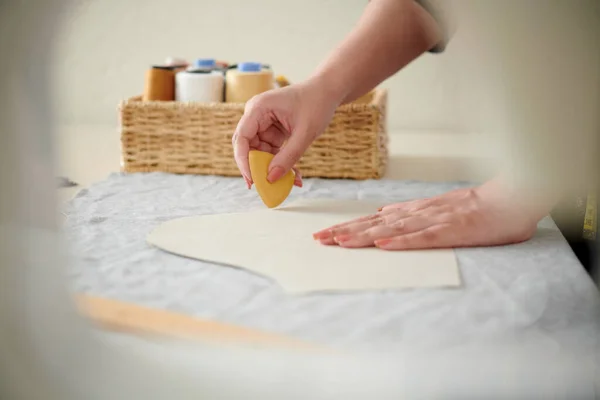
[232, 79, 340, 188]
[313, 179, 543, 250]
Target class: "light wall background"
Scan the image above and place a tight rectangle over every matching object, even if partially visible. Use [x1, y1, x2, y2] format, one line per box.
[49, 1, 599, 202]
[51, 0, 466, 135]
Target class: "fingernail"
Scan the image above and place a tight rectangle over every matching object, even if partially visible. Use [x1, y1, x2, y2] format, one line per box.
[312, 230, 330, 240]
[333, 235, 351, 243]
[267, 166, 284, 183]
[377, 207, 383, 212]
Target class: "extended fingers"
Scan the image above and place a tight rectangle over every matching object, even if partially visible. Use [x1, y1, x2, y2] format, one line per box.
[317, 217, 386, 245]
[233, 135, 252, 188]
[312, 210, 396, 243]
[232, 100, 277, 186]
[233, 112, 260, 186]
[374, 223, 456, 250]
[334, 216, 439, 248]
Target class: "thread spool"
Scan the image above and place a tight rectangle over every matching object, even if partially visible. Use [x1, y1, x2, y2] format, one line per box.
[175, 69, 224, 103]
[143, 66, 175, 101]
[225, 62, 274, 103]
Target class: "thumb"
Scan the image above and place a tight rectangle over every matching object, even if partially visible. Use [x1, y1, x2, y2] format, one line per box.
[267, 126, 314, 183]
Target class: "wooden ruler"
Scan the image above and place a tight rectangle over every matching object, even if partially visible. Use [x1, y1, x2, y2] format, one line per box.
[76, 294, 325, 352]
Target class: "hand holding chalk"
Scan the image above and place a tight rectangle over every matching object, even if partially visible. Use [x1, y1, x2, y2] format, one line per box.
[232, 80, 339, 189]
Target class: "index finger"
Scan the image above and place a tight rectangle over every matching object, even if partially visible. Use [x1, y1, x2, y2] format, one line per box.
[232, 108, 261, 184]
[233, 135, 251, 186]
[312, 210, 392, 240]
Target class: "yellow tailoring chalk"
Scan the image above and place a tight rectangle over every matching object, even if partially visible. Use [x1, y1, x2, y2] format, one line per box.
[249, 150, 294, 208]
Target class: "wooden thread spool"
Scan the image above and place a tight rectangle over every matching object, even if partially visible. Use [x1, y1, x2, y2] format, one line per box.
[143, 66, 175, 101]
[225, 62, 274, 103]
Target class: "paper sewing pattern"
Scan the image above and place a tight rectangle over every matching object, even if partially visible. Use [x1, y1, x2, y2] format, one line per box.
[147, 199, 461, 293]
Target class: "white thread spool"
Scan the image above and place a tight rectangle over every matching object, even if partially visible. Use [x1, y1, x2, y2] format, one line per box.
[175, 70, 224, 103]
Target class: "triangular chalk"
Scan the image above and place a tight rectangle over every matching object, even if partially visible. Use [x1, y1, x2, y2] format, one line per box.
[249, 150, 294, 208]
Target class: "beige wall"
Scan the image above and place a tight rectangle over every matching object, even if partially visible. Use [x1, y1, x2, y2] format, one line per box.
[51, 0, 599, 189]
[51, 0, 464, 133]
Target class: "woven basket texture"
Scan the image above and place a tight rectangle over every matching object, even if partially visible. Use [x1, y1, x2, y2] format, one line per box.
[119, 88, 388, 179]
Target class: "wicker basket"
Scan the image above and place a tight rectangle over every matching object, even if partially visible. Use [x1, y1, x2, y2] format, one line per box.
[119, 88, 388, 179]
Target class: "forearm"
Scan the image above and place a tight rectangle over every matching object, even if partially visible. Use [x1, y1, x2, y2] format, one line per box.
[309, 0, 443, 105]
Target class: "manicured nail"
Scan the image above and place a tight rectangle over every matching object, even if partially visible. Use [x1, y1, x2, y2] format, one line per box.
[333, 235, 351, 243]
[267, 166, 284, 183]
[313, 230, 330, 240]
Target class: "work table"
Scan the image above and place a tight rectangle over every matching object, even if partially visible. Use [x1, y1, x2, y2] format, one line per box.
[62, 171, 600, 356]
[56, 124, 599, 363]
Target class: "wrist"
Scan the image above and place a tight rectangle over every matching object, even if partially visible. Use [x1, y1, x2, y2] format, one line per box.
[305, 69, 349, 108]
[476, 175, 556, 225]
